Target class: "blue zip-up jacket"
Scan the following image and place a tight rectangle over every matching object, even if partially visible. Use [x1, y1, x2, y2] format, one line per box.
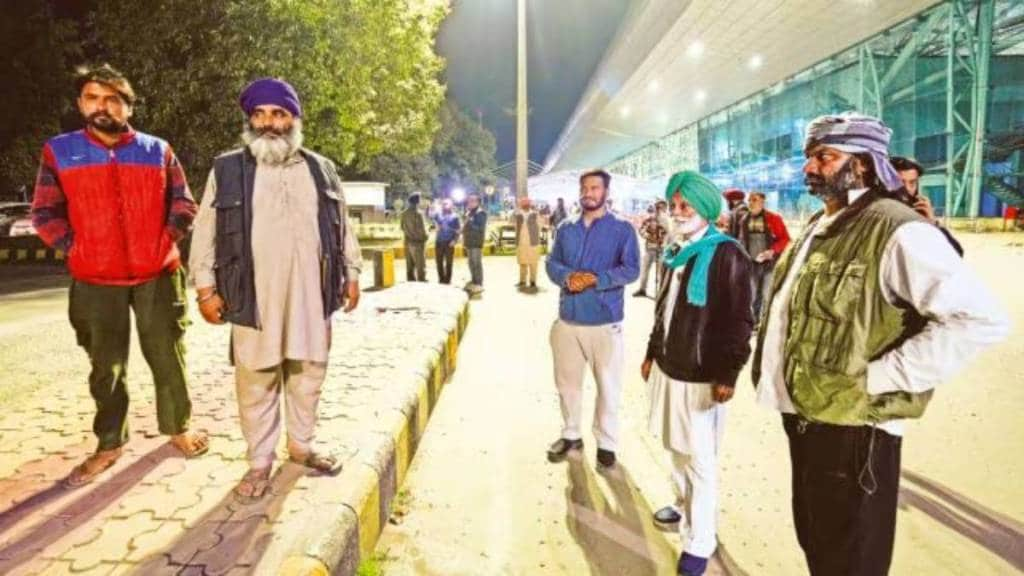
[434, 212, 461, 244]
[546, 212, 640, 325]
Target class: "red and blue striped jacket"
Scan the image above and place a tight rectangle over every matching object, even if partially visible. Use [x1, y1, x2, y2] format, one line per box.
[31, 128, 197, 286]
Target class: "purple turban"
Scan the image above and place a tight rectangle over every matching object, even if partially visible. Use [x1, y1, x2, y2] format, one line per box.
[803, 112, 902, 192]
[239, 78, 302, 118]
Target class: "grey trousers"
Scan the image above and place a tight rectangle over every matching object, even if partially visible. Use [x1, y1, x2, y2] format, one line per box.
[751, 263, 774, 324]
[638, 247, 663, 293]
[235, 359, 327, 469]
[405, 241, 426, 282]
[467, 247, 483, 286]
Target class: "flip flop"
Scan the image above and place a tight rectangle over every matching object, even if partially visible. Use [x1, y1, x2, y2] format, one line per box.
[65, 447, 122, 487]
[234, 467, 272, 501]
[171, 431, 210, 458]
[290, 451, 343, 476]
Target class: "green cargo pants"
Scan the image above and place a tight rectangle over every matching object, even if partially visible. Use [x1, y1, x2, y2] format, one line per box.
[69, 267, 193, 451]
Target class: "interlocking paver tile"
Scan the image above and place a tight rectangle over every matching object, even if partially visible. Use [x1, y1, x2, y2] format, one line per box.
[0, 284, 467, 574]
[62, 511, 156, 572]
[125, 520, 184, 563]
[170, 485, 234, 530]
[161, 518, 223, 566]
[138, 457, 188, 487]
[190, 516, 271, 575]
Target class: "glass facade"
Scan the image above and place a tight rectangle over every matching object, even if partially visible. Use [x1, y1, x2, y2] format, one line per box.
[610, 0, 1024, 219]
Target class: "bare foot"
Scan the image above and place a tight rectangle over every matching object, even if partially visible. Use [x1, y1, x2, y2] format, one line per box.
[66, 447, 122, 487]
[170, 430, 209, 458]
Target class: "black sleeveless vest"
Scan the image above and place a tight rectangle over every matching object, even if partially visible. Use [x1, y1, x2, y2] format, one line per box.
[211, 148, 346, 329]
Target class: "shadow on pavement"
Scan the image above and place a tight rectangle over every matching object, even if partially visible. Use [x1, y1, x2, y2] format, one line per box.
[900, 469, 1024, 571]
[564, 454, 678, 576]
[131, 461, 307, 574]
[0, 442, 174, 572]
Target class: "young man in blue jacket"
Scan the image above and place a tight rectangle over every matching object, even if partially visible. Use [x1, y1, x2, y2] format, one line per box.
[545, 169, 640, 469]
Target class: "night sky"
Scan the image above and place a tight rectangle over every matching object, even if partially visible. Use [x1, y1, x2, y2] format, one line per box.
[436, 0, 630, 165]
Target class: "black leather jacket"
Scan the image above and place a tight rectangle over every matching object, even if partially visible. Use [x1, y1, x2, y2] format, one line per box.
[645, 241, 754, 387]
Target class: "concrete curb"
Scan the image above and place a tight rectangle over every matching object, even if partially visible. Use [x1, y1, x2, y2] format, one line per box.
[278, 300, 470, 575]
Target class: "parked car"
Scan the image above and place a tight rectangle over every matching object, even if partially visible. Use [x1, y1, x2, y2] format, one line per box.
[0, 202, 32, 237]
[8, 216, 36, 237]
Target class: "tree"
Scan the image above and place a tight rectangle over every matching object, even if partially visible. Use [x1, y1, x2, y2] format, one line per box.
[369, 100, 497, 205]
[0, 3, 82, 194]
[432, 101, 498, 195]
[86, 0, 448, 191]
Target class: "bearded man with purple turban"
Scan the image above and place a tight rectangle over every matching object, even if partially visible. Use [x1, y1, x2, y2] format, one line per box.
[752, 112, 1009, 575]
[189, 78, 363, 499]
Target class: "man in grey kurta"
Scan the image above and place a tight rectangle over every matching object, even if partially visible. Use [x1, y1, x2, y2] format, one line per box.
[189, 78, 361, 499]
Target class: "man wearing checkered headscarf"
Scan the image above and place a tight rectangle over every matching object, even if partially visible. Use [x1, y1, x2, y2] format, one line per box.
[752, 112, 1009, 575]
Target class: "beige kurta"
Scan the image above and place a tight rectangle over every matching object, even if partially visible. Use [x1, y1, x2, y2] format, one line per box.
[190, 153, 362, 371]
[516, 214, 539, 265]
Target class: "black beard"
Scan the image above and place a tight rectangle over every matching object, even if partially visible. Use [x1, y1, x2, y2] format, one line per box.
[86, 113, 127, 135]
[580, 192, 608, 213]
[805, 158, 859, 205]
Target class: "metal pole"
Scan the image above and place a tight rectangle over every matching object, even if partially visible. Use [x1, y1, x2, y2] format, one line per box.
[968, 0, 994, 220]
[515, 0, 529, 199]
[945, 1, 956, 219]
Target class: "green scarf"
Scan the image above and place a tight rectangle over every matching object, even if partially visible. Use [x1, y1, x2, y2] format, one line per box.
[662, 226, 737, 307]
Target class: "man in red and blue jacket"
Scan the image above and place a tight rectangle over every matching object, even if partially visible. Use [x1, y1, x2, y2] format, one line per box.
[31, 64, 209, 486]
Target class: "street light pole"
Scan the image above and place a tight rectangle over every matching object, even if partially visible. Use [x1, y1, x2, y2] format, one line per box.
[515, 0, 528, 199]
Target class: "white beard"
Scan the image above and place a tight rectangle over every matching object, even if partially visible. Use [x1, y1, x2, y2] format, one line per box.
[674, 214, 708, 239]
[242, 118, 303, 166]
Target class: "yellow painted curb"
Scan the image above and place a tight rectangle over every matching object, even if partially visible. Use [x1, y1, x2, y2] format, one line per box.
[278, 556, 330, 576]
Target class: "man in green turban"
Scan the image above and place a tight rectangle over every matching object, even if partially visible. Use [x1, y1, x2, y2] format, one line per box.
[641, 170, 753, 576]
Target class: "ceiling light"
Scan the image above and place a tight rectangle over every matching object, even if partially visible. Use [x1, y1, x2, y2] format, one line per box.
[620, 106, 632, 118]
[686, 41, 704, 59]
[648, 80, 660, 93]
[749, 54, 764, 70]
[694, 89, 707, 103]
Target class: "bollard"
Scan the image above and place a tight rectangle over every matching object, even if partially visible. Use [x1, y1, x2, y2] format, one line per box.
[372, 249, 395, 289]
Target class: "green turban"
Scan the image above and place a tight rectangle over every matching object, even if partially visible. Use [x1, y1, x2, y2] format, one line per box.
[664, 171, 722, 222]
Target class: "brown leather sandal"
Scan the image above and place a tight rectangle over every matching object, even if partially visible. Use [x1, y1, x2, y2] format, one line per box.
[234, 467, 272, 501]
[66, 447, 123, 487]
[289, 451, 343, 476]
[170, 430, 210, 458]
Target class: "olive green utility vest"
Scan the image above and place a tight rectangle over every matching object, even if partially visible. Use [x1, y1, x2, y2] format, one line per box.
[753, 194, 933, 425]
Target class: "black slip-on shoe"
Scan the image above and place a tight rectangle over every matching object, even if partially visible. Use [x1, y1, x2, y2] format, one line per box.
[653, 505, 682, 525]
[596, 448, 616, 469]
[547, 438, 583, 462]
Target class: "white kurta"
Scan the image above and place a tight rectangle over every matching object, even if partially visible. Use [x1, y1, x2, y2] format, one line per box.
[645, 235, 724, 558]
[646, 237, 725, 456]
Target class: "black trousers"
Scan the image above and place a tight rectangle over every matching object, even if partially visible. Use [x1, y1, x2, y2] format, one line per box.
[435, 240, 454, 284]
[783, 414, 902, 576]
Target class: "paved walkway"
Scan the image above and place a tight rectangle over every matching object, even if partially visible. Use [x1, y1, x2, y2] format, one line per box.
[0, 281, 467, 575]
[1, 231, 1023, 575]
[375, 239, 1024, 576]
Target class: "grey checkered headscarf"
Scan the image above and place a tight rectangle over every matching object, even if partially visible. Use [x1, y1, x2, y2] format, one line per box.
[803, 113, 903, 192]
